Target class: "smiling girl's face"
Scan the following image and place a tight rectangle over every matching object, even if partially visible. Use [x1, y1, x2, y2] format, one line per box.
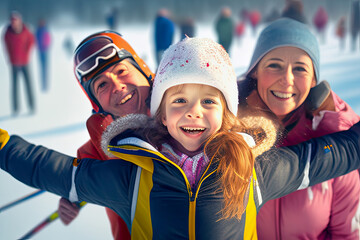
[161, 84, 224, 155]
[253, 46, 316, 120]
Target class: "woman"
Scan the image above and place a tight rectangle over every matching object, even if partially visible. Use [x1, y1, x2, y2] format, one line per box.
[238, 18, 360, 239]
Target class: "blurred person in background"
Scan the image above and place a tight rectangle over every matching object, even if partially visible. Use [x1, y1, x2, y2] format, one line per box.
[313, 6, 328, 44]
[248, 10, 262, 36]
[179, 17, 195, 40]
[154, 8, 175, 66]
[235, 20, 245, 46]
[106, 7, 119, 31]
[263, 7, 281, 23]
[282, 0, 307, 24]
[238, 18, 360, 239]
[63, 34, 75, 58]
[36, 18, 51, 92]
[57, 31, 154, 240]
[336, 16, 347, 51]
[235, 9, 248, 46]
[350, 0, 360, 51]
[215, 6, 234, 54]
[3, 11, 35, 116]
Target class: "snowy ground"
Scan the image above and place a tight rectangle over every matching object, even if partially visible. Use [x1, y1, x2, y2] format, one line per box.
[0, 21, 359, 239]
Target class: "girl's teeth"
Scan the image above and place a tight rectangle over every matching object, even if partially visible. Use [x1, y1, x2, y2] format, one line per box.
[182, 127, 205, 131]
[182, 127, 205, 133]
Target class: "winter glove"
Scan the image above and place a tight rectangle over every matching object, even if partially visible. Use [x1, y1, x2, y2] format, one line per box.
[58, 197, 80, 225]
[305, 80, 335, 114]
[0, 129, 10, 150]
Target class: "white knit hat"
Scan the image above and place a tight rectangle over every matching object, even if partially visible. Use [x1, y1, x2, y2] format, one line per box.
[150, 37, 238, 116]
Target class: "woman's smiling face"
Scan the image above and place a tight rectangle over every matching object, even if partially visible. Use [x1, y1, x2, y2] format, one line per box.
[253, 46, 316, 120]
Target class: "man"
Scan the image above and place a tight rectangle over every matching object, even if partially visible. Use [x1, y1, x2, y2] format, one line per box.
[3, 11, 35, 115]
[57, 31, 154, 240]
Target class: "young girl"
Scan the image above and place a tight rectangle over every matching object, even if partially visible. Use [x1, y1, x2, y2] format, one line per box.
[1, 37, 360, 239]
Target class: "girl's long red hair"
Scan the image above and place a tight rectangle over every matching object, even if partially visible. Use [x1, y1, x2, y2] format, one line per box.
[147, 90, 255, 220]
[204, 101, 254, 220]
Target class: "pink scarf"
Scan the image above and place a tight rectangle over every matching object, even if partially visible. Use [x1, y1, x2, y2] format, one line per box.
[161, 143, 210, 191]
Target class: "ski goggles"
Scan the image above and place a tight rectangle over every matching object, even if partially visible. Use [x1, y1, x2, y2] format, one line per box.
[75, 38, 133, 84]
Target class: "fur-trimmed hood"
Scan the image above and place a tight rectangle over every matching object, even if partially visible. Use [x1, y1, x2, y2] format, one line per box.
[101, 114, 153, 157]
[239, 114, 279, 157]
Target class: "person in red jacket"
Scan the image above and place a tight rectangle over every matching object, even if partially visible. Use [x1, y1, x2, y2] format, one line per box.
[235, 21, 245, 46]
[336, 16, 346, 50]
[3, 11, 35, 116]
[313, 6, 328, 44]
[248, 10, 261, 36]
[57, 31, 154, 240]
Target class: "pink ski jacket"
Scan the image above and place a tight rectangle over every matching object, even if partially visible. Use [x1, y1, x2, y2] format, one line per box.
[257, 90, 360, 239]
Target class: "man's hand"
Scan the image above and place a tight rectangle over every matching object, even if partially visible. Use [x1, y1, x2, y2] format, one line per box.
[58, 197, 80, 225]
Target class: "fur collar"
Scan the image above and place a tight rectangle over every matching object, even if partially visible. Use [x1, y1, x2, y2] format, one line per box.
[101, 114, 152, 157]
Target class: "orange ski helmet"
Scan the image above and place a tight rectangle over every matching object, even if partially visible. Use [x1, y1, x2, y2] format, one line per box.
[74, 31, 154, 113]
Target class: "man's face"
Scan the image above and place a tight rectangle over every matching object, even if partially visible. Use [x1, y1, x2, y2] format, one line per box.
[91, 59, 151, 117]
[11, 17, 22, 33]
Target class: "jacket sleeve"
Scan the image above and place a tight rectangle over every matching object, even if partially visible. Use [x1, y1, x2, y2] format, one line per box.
[0, 135, 74, 198]
[255, 121, 360, 206]
[0, 135, 135, 223]
[4, 29, 11, 57]
[26, 27, 35, 54]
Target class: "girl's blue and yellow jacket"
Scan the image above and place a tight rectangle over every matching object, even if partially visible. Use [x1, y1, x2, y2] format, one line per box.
[1, 119, 360, 239]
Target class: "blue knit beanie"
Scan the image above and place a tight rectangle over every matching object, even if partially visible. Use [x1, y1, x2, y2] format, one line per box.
[245, 18, 320, 82]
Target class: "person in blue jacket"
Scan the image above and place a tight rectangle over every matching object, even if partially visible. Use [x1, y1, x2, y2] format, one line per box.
[1, 37, 360, 239]
[35, 18, 51, 92]
[154, 8, 175, 66]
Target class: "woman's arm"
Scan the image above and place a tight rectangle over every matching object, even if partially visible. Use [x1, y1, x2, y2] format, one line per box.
[256, 121, 360, 206]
